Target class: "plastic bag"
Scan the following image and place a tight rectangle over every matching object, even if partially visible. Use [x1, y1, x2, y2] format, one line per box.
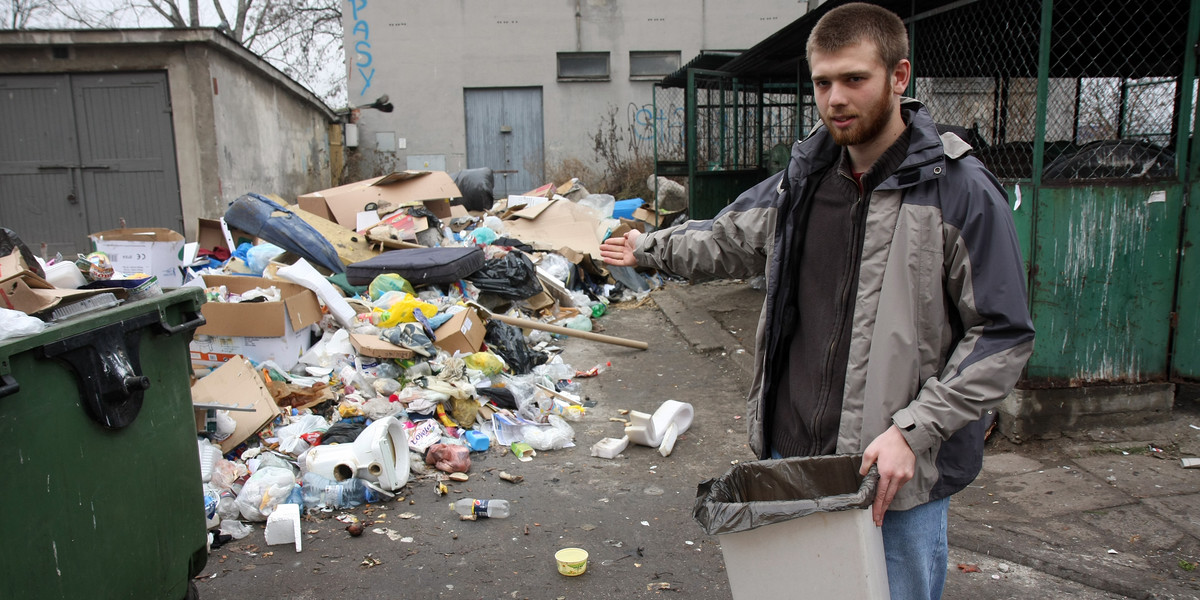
[0, 307, 47, 341]
[692, 454, 878, 536]
[520, 415, 575, 451]
[219, 519, 253, 540]
[374, 294, 438, 326]
[464, 352, 504, 376]
[483, 321, 547, 375]
[425, 443, 471, 473]
[466, 252, 544, 300]
[235, 466, 296, 522]
[578, 193, 616, 218]
[450, 167, 495, 212]
[538, 252, 574, 285]
[276, 415, 329, 455]
[245, 243, 286, 275]
[368, 273, 416, 300]
[321, 419, 366, 444]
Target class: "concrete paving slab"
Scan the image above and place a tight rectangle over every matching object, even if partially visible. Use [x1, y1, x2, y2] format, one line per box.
[1074, 454, 1200, 499]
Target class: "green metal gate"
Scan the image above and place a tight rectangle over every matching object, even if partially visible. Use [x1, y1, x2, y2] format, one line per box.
[659, 0, 1200, 385]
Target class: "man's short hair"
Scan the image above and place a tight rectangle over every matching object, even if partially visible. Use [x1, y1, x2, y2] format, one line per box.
[806, 2, 909, 69]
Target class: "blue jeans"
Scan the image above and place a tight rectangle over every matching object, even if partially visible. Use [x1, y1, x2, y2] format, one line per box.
[769, 449, 949, 599]
[881, 495, 950, 600]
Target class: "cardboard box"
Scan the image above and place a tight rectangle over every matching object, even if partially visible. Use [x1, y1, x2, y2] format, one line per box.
[349, 333, 415, 359]
[187, 275, 322, 370]
[89, 227, 187, 287]
[434, 309, 486, 355]
[297, 171, 460, 230]
[191, 356, 282, 453]
[197, 218, 254, 253]
[633, 206, 684, 228]
[0, 249, 114, 315]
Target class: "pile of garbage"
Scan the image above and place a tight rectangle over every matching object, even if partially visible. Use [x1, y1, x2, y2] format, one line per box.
[0, 168, 690, 554]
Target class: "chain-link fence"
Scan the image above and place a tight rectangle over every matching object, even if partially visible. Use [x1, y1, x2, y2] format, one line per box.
[653, 75, 803, 174]
[912, 0, 1192, 182]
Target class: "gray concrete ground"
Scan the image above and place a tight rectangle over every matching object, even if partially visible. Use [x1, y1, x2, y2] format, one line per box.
[195, 279, 1200, 599]
[662, 279, 1200, 600]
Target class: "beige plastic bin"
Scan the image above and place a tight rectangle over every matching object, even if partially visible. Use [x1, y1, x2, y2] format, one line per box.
[694, 454, 889, 599]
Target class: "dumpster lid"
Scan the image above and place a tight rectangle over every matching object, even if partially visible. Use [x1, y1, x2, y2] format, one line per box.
[693, 454, 878, 536]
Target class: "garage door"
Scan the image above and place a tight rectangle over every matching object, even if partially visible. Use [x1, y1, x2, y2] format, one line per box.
[0, 72, 182, 258]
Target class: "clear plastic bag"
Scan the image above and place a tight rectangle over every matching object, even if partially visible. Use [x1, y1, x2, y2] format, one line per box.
[235, 466, 296, 522]
[520, 415, 575, 451]
[0, 307, 47, 341]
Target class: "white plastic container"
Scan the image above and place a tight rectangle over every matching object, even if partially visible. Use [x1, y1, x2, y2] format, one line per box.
[696, 456, 889, 600]
[718, 508, 889, 599]
[42, 261, 86, 289]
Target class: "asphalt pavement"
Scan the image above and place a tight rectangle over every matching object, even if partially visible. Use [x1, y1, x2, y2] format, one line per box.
[660, 278, 1200, 600]
[194, 279, 1200, 599]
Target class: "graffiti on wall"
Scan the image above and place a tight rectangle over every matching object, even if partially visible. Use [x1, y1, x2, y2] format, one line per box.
[348, 0, 374, 98]
[628, 102, 686, 158]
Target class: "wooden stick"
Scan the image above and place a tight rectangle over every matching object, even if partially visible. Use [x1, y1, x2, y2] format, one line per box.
[485, 312, 649, 350]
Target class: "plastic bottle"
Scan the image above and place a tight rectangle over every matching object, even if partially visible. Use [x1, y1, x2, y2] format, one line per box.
[449, 498, 510, 519]
[301, 473, 376, 509]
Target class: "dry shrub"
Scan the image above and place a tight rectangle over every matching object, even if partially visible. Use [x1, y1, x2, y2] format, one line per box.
[545, 106, 654, 201]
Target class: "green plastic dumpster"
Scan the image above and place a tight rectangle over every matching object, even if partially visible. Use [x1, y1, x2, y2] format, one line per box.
[0, 288, 208, 600]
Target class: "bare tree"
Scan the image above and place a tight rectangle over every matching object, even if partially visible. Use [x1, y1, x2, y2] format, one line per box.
[1, 0, 52, 29]
[11, 0, 345, 105]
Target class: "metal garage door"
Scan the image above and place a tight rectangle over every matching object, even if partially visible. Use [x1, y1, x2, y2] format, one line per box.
[0, 72, 181, 259]
[464, 87, 544, 198]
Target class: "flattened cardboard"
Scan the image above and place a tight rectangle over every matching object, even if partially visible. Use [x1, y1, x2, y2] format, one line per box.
[501, 200, 606, 259]
[288, 204, 381, 266]
[191, 356, 282, 452]
[434, 309, 486, 355]
[89, 227, 187, 287]
[297, 171, 459, 229]
[349, 333, 415, 359]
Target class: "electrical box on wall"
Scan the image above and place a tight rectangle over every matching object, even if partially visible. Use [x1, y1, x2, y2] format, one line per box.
[345, 123, 359, 148]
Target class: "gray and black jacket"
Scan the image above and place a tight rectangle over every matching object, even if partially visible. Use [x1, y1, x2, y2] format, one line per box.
[634, 98, 1035, 511]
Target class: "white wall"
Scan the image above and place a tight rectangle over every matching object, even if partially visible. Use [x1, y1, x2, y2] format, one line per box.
[344, 0, 806, 179]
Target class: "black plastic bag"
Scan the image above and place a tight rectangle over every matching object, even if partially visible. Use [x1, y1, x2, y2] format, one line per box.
[466, 251, 544, 300]
[321, 420, 367, 445]
[693, 454, 878, 535]
[450, 168, 495, 212]
[483, 320, 547, 375]
[476, 386, 518, 410]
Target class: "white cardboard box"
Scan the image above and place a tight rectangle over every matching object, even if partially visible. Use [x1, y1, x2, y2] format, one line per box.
[89, 228, 187, 287]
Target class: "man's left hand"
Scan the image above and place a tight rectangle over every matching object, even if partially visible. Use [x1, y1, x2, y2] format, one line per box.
[859, 425, 916, 526]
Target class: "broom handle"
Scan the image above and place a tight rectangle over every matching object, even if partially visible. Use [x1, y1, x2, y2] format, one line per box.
[486, 312, 649, 350]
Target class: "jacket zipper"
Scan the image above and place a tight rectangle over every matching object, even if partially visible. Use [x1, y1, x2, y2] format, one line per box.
[809, 172, 868, 454]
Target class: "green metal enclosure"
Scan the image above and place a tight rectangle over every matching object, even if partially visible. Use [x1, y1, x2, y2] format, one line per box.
[655, 0, 1200, 387]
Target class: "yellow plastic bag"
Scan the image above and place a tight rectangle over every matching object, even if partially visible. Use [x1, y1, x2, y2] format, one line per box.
[374, 294, 438, 327]
[463, 352, 504, 376]
[368, 273, 416, 300]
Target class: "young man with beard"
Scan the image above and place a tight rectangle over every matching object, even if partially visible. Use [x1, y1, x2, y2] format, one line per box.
[600, 3, 1034, 598]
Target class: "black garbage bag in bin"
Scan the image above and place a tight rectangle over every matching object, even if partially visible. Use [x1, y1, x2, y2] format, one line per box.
[693, 454, 878, 535]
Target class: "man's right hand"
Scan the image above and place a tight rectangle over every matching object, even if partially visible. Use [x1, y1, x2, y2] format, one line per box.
[600, 230, 642, 266]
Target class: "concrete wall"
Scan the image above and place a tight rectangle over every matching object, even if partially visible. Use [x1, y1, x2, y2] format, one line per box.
[208, 47, 332, 205]
[0, 29, 334, 241]
[344, 0, 807, 180]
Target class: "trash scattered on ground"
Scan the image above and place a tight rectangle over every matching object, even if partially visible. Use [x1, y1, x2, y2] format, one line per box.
[0, 172, 698, 568]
